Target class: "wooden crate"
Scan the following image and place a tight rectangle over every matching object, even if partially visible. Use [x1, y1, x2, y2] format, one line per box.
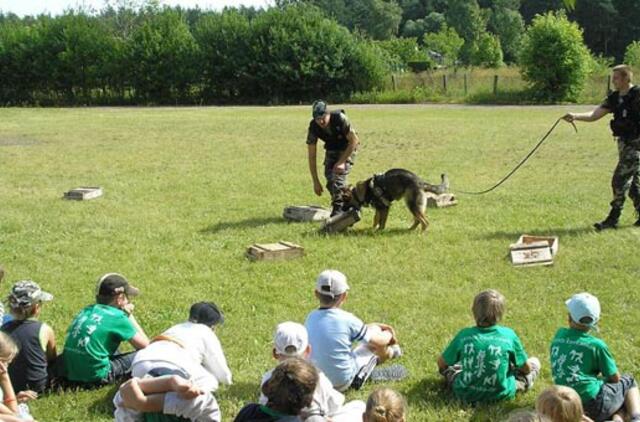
[246, 241, 304, 261]
[64, 186, 103, 201]
[320, 208, 361, 233]
[426, 192, 458, 208]
[283, 205, 331, 222]
[510, 235, 559, 267]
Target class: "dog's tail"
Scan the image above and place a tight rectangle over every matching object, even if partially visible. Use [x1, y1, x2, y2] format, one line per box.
[421, 173, 449, 195]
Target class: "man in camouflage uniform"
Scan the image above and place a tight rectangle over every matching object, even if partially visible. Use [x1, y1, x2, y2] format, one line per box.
[306, 100, 360, 216]
[563, 65, 640, 230]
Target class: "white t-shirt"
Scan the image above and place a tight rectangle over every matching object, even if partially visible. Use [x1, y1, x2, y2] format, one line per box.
[304, 308, 372, 388]
[132, 322, 232, 392]
[259, 367, 344, 418]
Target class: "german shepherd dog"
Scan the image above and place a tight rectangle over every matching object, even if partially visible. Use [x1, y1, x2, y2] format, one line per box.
[341, 169, 449, 232]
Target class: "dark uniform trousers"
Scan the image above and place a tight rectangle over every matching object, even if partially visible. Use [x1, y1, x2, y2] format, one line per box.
[324, 149, 356, 212]
[611, 137, 640, 211]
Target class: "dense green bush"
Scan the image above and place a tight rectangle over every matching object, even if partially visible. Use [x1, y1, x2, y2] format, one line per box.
[624, 41, 640, 67]
[423, 24, 464, 67]
[471, 33, 503, 68]
[518, 12, 591, 101]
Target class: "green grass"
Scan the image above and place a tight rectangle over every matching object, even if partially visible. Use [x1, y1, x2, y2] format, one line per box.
[1, 105, 639, 421]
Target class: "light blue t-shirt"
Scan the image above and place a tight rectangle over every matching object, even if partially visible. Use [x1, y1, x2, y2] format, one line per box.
[305, 307, 370, 387]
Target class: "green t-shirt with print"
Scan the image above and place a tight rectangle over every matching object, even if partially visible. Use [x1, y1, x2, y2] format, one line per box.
[442, 325, 528, 403]
[550, 327, 618, 402]
[63, 304, 137, 382]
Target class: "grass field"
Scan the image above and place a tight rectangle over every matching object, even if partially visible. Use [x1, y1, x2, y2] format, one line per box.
[1, 105, 639, 421]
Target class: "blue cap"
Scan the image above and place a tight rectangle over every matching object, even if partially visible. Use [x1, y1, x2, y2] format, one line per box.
[566, 293, 600, 329]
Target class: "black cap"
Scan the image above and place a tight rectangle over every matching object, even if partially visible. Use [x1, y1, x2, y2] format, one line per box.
[312, 100, 328, 118]
[189, 302, 224, 327]
[96, 273, 140, 297]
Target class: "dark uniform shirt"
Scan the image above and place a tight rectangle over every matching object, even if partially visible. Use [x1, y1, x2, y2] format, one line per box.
[601, 85, 640, 141]
[306, 111, 354, 151]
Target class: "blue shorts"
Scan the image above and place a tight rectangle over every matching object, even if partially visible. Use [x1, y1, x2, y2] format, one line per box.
[584, 374, 637, 422]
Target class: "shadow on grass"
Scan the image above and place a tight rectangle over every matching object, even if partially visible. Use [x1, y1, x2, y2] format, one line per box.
[405, 376, 526, 421]
[88, 384, 119, 417]
[480, 225, 596, 241]
[200, 217, 287, 234]
[304, 226, 423, 238]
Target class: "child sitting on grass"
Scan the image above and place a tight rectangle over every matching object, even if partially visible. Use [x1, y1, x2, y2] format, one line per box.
[536, 385, 594, 422]
[1, 281, 56, 394]
[363, 388, 406, 422]
[0, 332, 37, 421]
[235, 357, 320, 421]
[305, 270, 401, 391]
[259, 321, 364, 421]
[437, 289, 540, 404]
[62, 273, 149, 387]
[550, 293, 640, 422]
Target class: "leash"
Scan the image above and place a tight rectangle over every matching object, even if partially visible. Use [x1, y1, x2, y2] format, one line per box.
[455, 118, 577, 195]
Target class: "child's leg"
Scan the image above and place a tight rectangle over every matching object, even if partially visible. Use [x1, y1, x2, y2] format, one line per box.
[118, 378, 166, 413]
[113, 390, 143, 422]
[515, 357, 541, 392]
[163, 391, 221, 422]
[624, 384, 640, 421]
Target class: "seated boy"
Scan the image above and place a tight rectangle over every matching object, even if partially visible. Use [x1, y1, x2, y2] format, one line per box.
[62, 273, 149, 386]
[259, 321, 364, 421]
[1, 280, 56, 393]
[551, 292, 640, 422]
[438, 289, 540, 403]
[304, 270, 401, 392]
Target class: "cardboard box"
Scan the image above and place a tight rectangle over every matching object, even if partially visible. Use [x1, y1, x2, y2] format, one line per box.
[510, 235, 559, 267]
[246, 241, 304, 261]
[63, 187, 103, 200]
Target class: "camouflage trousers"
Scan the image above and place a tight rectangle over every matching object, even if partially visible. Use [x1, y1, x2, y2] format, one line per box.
[610, 137, 640, 211]
[324, 149, 356, 212]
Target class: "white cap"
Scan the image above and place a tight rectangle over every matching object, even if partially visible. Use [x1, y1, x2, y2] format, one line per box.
[274, 322, 309, 357]
[315, 269, 349, 298]
[566, 292, 601, 329]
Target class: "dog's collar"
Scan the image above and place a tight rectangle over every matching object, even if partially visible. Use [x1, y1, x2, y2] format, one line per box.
[370, 175, 391, 207]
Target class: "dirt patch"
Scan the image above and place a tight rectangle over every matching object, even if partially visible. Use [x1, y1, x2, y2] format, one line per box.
[0, 137, 41, 147]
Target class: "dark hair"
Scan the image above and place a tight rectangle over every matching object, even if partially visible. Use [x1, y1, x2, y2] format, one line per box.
[317, 292, 343, 307]
[261, 357, 318, 415]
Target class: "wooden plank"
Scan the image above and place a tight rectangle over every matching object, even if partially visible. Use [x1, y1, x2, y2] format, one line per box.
[426, 192, 458, 208]
[283, 205, 331, 222]
[246, 241, 304, 261]
[510, 234, 558, 266]
[64, 186, 103, 201]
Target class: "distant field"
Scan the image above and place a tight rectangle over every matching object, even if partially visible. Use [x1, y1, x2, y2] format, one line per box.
[1, 105, 639, 421]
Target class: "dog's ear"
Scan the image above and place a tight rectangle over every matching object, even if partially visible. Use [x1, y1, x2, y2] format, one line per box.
[354, 181, 367, 202]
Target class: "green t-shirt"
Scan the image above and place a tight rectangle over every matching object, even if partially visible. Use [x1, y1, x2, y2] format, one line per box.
[550, 327, 618, 402]
[442, 325, 528, 403]
[63, 304, 137, 382]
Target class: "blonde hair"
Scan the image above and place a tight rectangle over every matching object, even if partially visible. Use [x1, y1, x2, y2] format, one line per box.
[0, 332, 18, 363]
[536, 386, 584, 422]
[613, 64, 633, 81]
[364, 388, 407, 422]
[472, 289, 505, 326]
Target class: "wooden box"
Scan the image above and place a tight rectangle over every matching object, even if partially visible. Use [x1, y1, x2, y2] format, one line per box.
[246, 241, 304, 261]
[63, 187, 103, 200]
[426, 192, 458, 208]
[283, 205, 331, 222]
[510, 235, 559, 267]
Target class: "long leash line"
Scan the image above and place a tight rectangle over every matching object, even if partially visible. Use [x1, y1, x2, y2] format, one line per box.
[455, 118, 578, 195]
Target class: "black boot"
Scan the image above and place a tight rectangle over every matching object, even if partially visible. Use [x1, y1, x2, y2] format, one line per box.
[594, 207, 621, 231]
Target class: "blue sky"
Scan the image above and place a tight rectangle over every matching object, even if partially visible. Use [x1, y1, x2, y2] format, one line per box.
[0, 0, 274, 16]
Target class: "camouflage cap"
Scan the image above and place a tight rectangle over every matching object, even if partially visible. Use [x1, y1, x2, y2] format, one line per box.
[312, 100, 328, 119]
[8, 280, 54, 307]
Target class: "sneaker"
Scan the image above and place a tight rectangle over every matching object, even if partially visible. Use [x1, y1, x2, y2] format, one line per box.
[389, 344, 403, 359]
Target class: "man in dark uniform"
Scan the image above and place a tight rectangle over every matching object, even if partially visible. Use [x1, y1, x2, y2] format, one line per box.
[563, 65, 640, 230]
[306, 100, 360, 216]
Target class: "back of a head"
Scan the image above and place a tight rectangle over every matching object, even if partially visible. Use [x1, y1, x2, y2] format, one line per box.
[472, 289, 505, 326]
[365, 388, 407, 422]
[261, 357, 318, 416]
[536, 386, 584, 422]
[0, 332, 18, 362]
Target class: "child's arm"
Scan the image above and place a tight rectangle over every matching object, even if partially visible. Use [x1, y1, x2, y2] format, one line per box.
[437, 355, 449, 372]
[517, 361, 531, 375]
[42, 324, 57, 363]
[0, 362, 18, 413]
[365, 324, 393, 348]
[606, 372, 621, 383]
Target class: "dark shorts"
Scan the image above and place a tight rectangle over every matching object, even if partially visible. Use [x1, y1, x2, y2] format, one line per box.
[584, 374, 637, 422]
